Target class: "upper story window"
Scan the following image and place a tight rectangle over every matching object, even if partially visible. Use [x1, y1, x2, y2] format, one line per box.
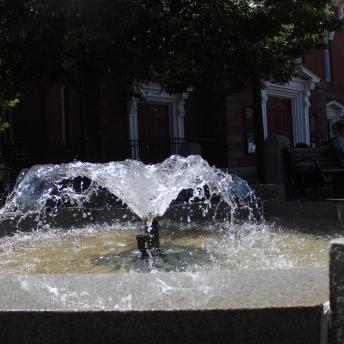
[324, 37, 334, 82]
[340, 4, 344, 20]
[324, 33, 334, 82]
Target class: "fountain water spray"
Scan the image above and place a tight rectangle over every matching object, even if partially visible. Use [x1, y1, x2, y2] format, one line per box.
[0, 155, 256, 257]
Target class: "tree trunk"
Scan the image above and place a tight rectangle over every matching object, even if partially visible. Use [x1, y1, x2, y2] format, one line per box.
[79, 59, 102, 162]
[251, 72, 265, 183]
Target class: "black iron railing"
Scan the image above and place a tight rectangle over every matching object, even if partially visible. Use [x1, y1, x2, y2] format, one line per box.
[129, 138, 184, 163]
[0, 137, 227, 187]
[0, 138, 183, 181]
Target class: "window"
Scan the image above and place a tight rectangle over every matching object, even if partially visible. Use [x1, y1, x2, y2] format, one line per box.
[243, 106, 256, 154]
[324, 39, 333, 82]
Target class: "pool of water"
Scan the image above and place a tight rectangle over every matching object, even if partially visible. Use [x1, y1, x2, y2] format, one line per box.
[0, 219, 341, 274]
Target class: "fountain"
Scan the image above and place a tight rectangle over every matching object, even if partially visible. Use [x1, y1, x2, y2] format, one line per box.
[0, 154, 339, 274]
[0, 154, 340, 343]
[0, 155, 258, 269]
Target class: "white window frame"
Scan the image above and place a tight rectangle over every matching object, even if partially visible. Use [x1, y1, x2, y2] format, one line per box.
[324, 33, 334, 82]
[327, 100, 344, 138]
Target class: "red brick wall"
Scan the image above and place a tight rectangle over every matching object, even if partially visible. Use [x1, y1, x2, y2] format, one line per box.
[328, 30, 344, 94]
[184, 90, 204, 141]
[11, 84, 47, 146]
[306, 27, 344, 145]
[185, 89, 228, 167]
[46, 85, 62, 146]
[304, 49, 325, 81]
[99, 83, 130, 161]
[226, 88, 257, 175]
[100, 83, 128, 146]
[67, 86, 82, 147]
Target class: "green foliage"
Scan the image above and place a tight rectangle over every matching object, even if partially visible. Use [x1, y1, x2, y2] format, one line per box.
[0, 97, 18, 132]
[0, 0, 341, 98]
[153, 0, 341, 92]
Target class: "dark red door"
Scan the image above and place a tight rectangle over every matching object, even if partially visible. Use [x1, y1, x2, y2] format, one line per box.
[137, 102, 171, 163]
[267, 97, 293, 143]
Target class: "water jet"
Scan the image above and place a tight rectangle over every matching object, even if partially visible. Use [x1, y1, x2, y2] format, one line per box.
[0, 155, 258, 269]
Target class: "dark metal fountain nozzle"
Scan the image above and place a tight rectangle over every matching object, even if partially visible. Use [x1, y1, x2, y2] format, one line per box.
[136, 217, 161, 258]
[136, 235, 149, 258]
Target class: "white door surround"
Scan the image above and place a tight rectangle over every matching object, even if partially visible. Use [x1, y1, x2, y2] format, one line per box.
[128, 82, 188, 159]
[261, 66, 320, 146]
[327, 100, 344, 137]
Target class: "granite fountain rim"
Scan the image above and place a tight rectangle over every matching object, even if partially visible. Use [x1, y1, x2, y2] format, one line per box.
[0, 267, 328, 312]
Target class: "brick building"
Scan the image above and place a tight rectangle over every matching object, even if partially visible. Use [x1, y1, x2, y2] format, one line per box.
[224, 1, 344, 179]
[1, 2, 344, 185]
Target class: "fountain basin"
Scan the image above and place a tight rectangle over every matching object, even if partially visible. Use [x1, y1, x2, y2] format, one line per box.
[0, 210, 335, 343]
[0, 154, 339, 342]
[0, 220, 336, 274]
[0, 212, 336, 343]
[0, 268, 327, 344]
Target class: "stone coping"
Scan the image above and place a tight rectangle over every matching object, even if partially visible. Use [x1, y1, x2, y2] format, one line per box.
[0, 268, 328, 312]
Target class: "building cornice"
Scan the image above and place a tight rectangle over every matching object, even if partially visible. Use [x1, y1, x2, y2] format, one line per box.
[297, 65, 321, 89]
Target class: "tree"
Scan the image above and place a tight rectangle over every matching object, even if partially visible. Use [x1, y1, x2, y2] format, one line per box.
[228, 0, 341, 182]
[152, 0, 340, 181]
[0, 0, 170, 158]
[0, 0, 341, 167]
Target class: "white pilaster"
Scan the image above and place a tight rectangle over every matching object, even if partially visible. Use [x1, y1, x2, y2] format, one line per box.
[303, 82, 312, 145]
[261, 89, 268, 139]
